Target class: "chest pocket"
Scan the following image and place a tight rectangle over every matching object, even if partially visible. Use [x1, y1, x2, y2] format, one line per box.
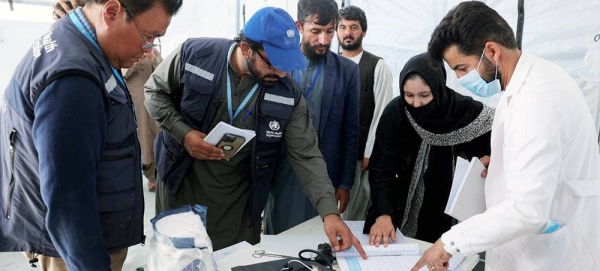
[104, 84, 136, 144]
[257, 95, 294, 144]
[180, 67, 216, 121]
[97, 84, 137, 212]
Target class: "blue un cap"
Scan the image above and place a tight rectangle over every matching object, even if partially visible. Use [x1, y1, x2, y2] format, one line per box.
[243, 7, 306, 71]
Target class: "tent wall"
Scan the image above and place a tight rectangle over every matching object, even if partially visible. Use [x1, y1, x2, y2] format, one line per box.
[2, 1, 599, 123]
[159, 0, 600, 108]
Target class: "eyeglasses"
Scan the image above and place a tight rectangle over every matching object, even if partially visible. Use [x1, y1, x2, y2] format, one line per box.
[119, 0, 160, 50]
[255, 50, 273, 69]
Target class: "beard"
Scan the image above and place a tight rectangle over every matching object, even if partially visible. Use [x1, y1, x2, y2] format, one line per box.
[480, 56, 502, 83]
[339, 35, 363, 51]
[246, 57, 279, 87]
[302, 40, 330, 63]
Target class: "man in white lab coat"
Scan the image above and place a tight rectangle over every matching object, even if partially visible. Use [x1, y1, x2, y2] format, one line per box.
[413, 1, 600, 271]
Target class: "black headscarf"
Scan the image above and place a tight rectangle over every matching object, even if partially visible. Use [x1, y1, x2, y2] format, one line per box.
[399, 53, 484, 134]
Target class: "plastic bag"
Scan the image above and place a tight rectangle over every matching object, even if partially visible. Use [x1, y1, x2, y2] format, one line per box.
[148, 205, 217, 271]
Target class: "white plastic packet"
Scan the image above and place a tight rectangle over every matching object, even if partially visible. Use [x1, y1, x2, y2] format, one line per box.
[148, 205, 217, 271]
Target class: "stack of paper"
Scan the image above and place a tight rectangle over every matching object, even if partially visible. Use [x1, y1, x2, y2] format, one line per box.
[344, 220, 409, 245]
[338, 255, 429, 271]
[338, 255, 466, 271]
[338, 220, 467, 271]
[336, 243, 419, 257]
[444, 157, 487, 221]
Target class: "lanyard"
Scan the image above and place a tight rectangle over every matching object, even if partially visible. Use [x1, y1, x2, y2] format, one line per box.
[295, 62, 323, 98]
[68, 11, 125, 87]
[226, 43, 259, 124]
[69, 10, 136, 126]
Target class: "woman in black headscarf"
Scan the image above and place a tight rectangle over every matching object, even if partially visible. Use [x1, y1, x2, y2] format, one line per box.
[364, 53, 493, 244]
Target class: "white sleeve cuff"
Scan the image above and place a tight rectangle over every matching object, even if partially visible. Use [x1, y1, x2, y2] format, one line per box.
[441, 228, 468, 256]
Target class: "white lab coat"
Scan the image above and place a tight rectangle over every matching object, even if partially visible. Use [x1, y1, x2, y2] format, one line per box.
[441, 52, 600, 271]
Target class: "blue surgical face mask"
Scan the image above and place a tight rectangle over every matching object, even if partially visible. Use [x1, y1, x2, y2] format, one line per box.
[457, 49, 502, 97]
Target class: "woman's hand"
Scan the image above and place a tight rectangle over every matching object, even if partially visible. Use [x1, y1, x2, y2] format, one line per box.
[369, 214, 397, 247]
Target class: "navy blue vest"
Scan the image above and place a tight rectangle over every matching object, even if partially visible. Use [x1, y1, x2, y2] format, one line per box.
[0, 17, 143, 257]
[154, 38, 301, 226]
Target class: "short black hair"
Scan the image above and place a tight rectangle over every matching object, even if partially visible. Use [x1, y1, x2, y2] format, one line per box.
[297, 0, 339, 27]
[234, 32, 264, 52]
[338, 5, 367, 32]
[428, 1, 518, 66]
[84, 0, 183, 18]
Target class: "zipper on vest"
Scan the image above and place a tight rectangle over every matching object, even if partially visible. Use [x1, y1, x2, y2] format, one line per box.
[100, 151, 134, 162]
[6, 128, 17, 219]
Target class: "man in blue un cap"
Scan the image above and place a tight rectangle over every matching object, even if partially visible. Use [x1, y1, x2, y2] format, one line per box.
[145, 7, 367, 256]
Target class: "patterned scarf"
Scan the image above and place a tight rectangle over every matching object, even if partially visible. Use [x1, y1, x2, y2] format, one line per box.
[400, 106, 494, 237]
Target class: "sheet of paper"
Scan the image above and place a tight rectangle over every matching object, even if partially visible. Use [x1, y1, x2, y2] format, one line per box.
[445, 157, 487, 221]
[336, 243, 419, 257]
[344, 220, 408, 244]
[445, 157, 471, 214]
[259, 234, 330, 257]
[337, 254, 466, 271]
[213, 241, 253, 262]
[448, 253, 467, 271]
[337, 255, 429, 271]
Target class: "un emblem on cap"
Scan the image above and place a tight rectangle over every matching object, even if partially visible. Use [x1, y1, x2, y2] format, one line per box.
[286, 29, 295, 38]
[269, 120, 281, 131]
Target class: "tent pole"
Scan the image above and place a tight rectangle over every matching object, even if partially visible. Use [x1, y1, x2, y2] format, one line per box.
[516, 0, 525, 50]
[235, 0, 241, 36]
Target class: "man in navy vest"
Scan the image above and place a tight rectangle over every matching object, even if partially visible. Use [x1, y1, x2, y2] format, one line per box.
[264, 0, 360, 234]
[0, 0, 182, 270]
[337, 5, 394, 221]
[145, 7, 366, 257]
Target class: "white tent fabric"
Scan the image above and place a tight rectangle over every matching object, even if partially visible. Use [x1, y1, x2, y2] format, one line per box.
[1, 0, 599, 126]
[157, 0, 600, 109]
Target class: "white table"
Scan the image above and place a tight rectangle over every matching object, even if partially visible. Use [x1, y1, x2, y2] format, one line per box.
[216, 216, 480, 271]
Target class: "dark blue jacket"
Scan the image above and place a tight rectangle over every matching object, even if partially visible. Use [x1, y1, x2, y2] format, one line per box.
[154, 38, 302, 226]
[0, 15, 143, 269]
[314, 50, 360, 190]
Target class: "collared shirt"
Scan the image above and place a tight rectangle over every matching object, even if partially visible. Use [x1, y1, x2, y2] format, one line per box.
[294, 57, 325, 133]
[441, 52, 600, 270]
[73, 7, 96, 38]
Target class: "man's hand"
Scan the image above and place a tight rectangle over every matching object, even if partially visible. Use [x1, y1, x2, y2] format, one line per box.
[52, 0, 81, 21]
[411, 239, 452, 271]
[323, 214, 367, 259]
[144, 50, 156, 62]
[183, 130, 224, 160]
[479, 155, 490, 178]
[369, 214, 397, 247]
[335, 188, 349, 213]
[361, 157, 370, 171]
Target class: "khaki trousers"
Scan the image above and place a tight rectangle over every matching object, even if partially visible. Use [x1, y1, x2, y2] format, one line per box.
[23, 247, 128, 271]
[341, 161, 371, 220]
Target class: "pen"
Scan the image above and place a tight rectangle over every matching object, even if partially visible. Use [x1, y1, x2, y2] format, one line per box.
[242, 108, 253, 122]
